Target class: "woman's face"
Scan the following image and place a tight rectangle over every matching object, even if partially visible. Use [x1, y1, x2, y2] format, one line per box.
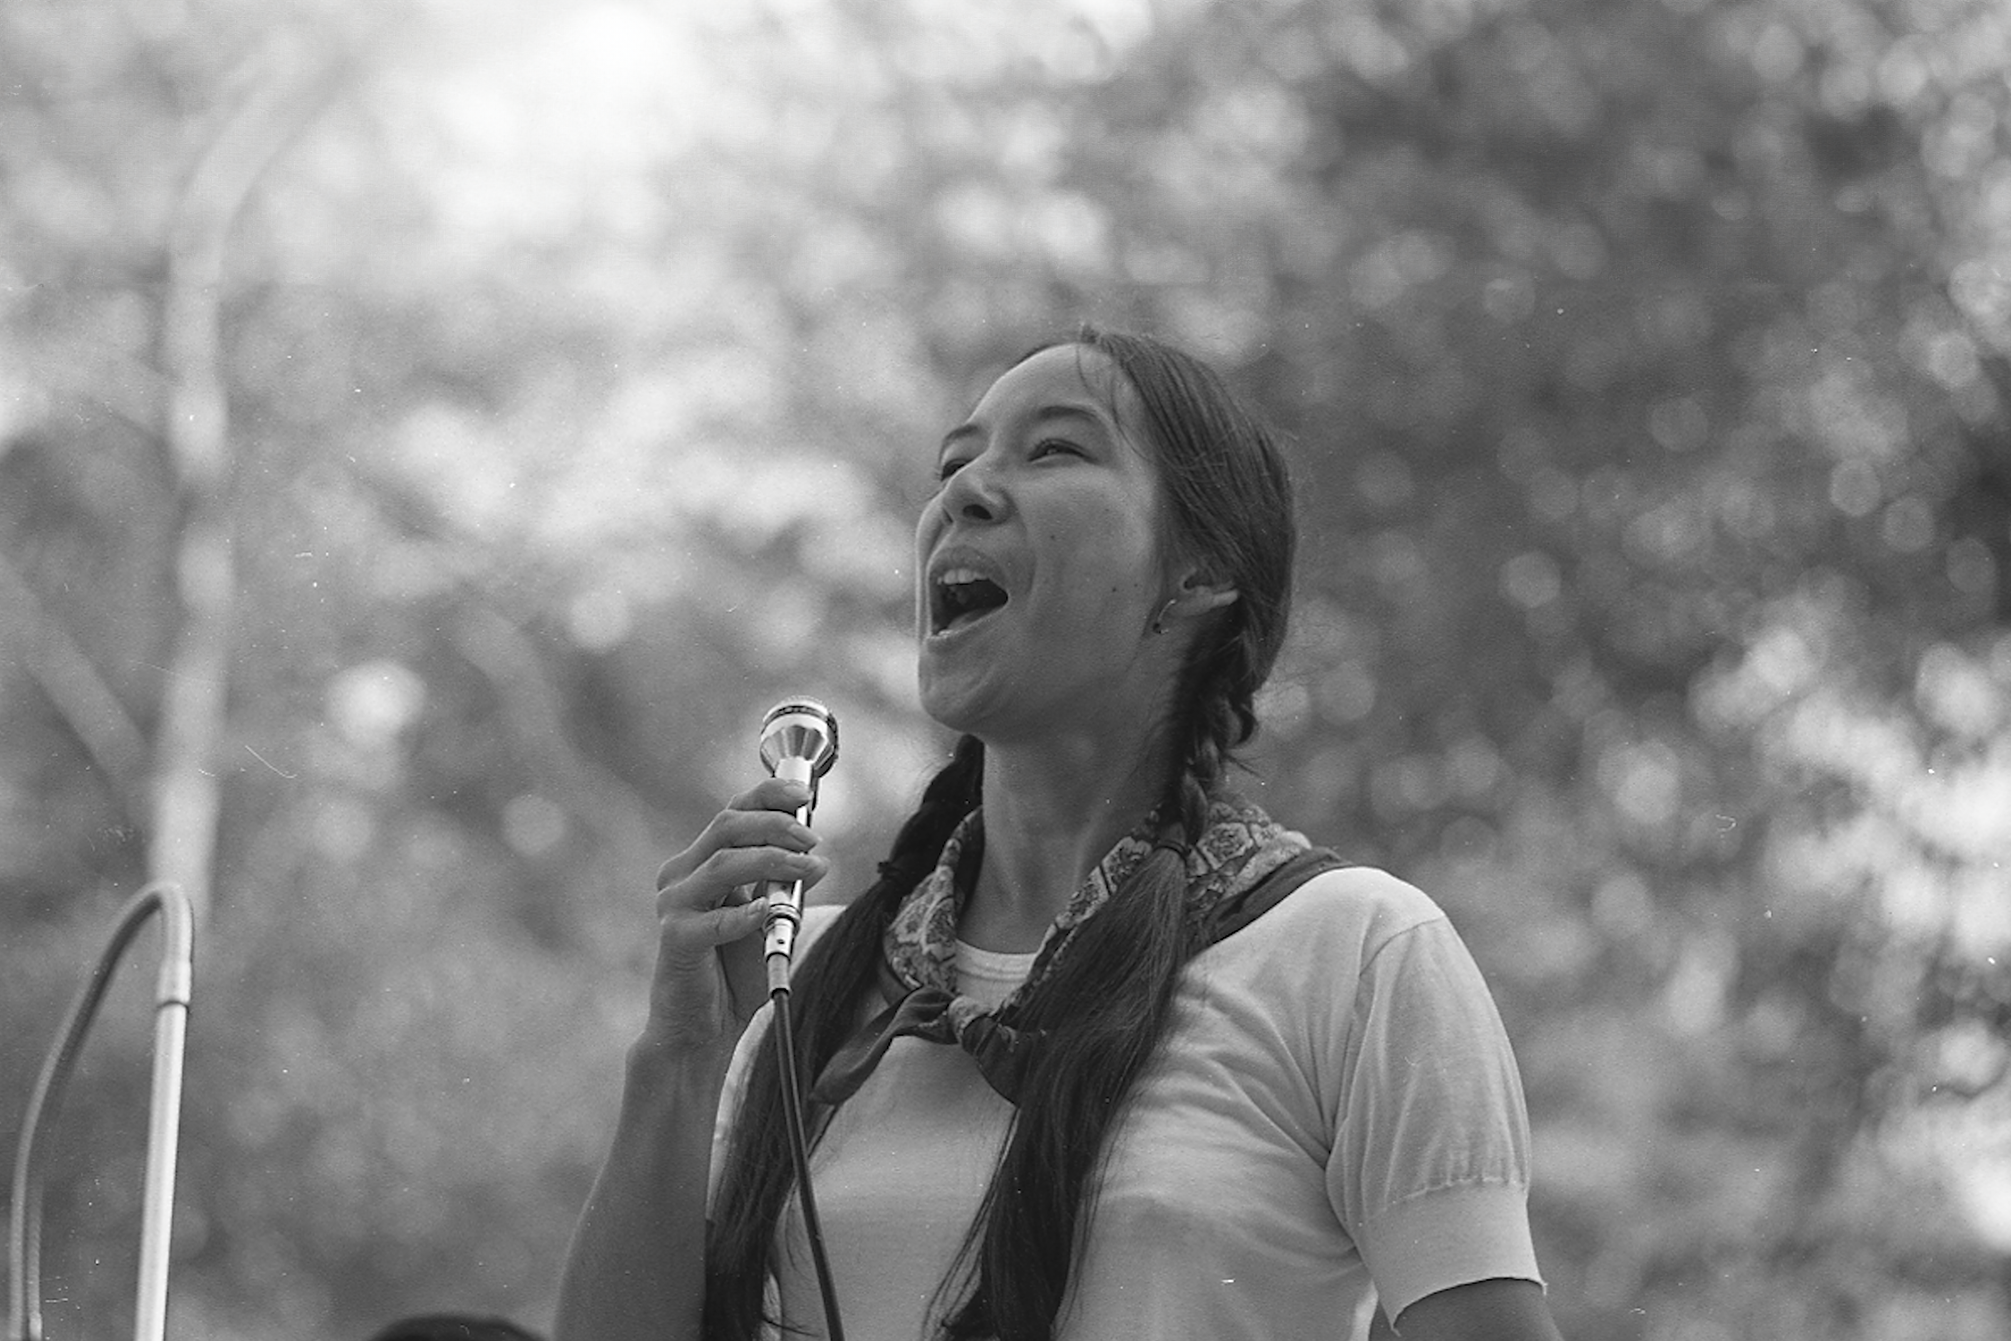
[914, 344, 1181, 745]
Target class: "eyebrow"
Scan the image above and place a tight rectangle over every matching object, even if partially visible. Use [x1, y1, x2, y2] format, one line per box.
[938, 403, 1109, 455]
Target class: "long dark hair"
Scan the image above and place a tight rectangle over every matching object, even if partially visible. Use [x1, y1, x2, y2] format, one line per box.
[704, 327, 1296, 1341]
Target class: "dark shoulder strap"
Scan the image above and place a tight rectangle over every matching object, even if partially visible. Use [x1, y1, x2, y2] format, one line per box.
[1198, 847, 1351, 946]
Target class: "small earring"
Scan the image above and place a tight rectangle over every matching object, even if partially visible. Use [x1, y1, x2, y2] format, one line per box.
[1151, 598, 1178, 636]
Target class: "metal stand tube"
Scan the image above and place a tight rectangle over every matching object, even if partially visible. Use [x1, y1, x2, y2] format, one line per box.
[136, 898, 193, 1341]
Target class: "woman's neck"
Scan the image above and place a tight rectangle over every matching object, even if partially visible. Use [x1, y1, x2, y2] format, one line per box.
[958, 726, 1175, 953]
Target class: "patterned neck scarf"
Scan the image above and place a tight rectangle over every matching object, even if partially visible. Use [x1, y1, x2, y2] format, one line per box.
[809, 792, 1315, 1108]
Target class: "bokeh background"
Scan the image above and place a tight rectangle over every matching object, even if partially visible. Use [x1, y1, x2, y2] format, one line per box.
[4, 0, 2008, 1337]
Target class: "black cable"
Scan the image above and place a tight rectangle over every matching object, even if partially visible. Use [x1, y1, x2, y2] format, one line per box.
[771, 987, 846, 1341]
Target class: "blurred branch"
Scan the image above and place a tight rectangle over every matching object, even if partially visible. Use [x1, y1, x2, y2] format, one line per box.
[17, 342, 167, 436]
[160, 39, 352, 487]
[147, 35, 353, 921]
[0, 550, 149, 821]
[327, 452, 663, 860]
[451, 603, 660, 863]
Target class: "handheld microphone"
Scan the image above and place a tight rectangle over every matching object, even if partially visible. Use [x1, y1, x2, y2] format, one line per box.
[753, 698, 849, 1339]
[757, 697, 838, 993]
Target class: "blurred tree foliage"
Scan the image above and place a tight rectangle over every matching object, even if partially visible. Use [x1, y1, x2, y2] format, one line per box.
[3, 0, 2008, 1337]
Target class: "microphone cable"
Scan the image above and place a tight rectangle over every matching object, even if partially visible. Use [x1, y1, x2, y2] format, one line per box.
[770, 983, 845, 1341]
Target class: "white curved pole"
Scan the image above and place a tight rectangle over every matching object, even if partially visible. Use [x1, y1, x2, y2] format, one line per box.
[6, 883, 195, 1341]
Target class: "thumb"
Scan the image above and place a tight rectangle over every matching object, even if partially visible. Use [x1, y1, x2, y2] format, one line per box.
[707, 896, 771, 944]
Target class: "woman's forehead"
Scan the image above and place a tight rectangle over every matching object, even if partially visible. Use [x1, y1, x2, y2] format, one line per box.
[966, 344, 1146, 444]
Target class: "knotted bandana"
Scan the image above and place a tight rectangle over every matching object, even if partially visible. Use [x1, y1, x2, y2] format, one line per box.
[808, 793, 1337, 1108]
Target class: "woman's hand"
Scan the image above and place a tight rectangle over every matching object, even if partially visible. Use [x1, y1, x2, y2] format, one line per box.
[643, 776, 830, 1049]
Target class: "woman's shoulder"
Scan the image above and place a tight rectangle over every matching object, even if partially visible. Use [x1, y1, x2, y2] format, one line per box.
[1208, 859, 1454, 969]
[792, 898, 850, 960]
[1180, 862, 1496, 1063]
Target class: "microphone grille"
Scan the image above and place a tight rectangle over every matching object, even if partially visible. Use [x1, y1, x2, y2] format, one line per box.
[759, 697, 838, 777]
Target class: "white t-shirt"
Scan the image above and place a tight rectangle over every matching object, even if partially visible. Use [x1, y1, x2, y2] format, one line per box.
[710, 866, 1541, 1340]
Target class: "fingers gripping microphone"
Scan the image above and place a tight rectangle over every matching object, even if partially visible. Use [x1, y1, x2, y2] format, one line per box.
[758, 697, 838, 993]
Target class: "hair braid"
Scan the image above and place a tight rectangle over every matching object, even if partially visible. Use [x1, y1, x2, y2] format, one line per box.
[878, 734, 985, 885]
[1163, 603, 1264, 847]
[1168, 692, 1221, 844]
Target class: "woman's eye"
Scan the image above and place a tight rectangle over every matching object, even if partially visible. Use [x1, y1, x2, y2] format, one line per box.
[936, 457, 969, 482]
[1031, 439, 1083, 461]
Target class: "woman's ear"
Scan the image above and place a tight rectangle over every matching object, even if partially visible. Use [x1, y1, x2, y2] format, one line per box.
[1164, 568, 1240, 622]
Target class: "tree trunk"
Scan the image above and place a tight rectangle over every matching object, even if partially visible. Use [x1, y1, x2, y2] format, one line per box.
[146, 42, 346, 922]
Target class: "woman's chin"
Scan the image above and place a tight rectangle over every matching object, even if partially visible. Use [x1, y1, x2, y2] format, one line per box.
[916, 675, 992, 737]
[920, 655, 1038, 740]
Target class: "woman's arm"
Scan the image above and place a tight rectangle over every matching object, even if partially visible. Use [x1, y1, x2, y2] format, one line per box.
[553, 775, 829, 1341]
[553, 1034, 735, 1341]
[1387, 1278, 1565, 1341]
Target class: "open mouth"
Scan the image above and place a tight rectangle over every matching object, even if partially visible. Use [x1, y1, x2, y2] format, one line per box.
[930, 567, 1009, 634]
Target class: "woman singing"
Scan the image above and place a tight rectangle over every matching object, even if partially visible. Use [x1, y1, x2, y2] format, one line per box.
[556, 329, 1564, 1341]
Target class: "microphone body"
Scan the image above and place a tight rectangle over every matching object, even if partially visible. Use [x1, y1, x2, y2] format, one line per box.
[756, 699, 838, 993]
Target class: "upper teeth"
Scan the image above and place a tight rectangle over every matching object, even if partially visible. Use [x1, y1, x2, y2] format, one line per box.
[938, 567, 987, 586]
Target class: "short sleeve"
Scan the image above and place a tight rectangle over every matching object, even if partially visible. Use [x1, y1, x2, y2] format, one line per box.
[1327, 915, 1542, 1321]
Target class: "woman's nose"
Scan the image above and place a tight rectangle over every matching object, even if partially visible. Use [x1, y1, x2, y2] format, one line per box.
[939, 454, 1010, 523]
